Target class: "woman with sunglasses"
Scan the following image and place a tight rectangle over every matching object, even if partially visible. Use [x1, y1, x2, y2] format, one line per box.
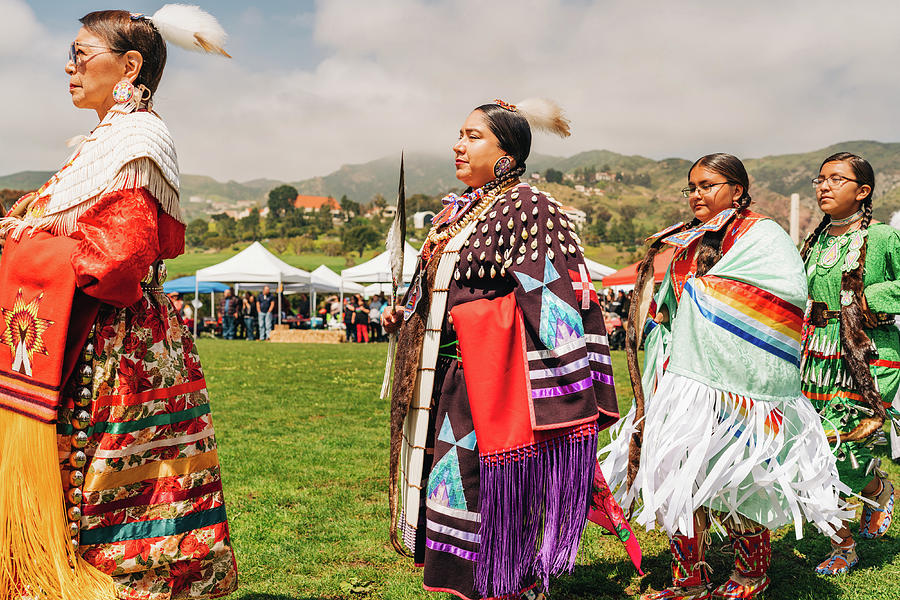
[0, 7, 236, 599]
[600, 154, 847, 600]
[800, 152, 900, 575]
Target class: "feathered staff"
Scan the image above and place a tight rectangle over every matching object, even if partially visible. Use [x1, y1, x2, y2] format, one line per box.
[380, 154, 406, 399]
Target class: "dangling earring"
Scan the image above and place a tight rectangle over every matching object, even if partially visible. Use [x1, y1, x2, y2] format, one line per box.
[112, 79, 135, 104]
[135, 84, 153, 109]
[493, 156, 513, 179]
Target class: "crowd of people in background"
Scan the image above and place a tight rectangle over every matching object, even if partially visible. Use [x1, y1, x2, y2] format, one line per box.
[168, 286, 632, 343]
[600, 288, 631, 318]
[216, 285, 291, 340]
[169, 287, 390, 342]
[338, 293, 387, 343]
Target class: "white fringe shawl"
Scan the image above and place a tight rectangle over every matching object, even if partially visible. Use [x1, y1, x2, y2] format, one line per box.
[0, 105, 181, 240]
[1, 159, 180, 240]
[600, 372, 854, 540]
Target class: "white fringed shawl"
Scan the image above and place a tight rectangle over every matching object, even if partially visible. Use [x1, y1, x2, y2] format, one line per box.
[1, 102, 181, 240]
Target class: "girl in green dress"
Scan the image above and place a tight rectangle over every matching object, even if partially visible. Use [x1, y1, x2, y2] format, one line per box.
[800, 152, 899, 575]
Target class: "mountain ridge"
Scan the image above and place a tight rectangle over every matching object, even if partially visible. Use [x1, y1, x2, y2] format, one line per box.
[4, 140, 900, 227]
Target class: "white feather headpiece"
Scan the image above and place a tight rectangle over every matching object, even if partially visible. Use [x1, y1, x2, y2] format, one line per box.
[149, 4, 231, 58]
[505, 98, 571, 138]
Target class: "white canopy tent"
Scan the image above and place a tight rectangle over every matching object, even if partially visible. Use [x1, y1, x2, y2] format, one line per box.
[311, 265, 365, 294]
[341, 242, 419, 284]
[237, 267, 365, 322]
[308, 265, 364, 317]
[584, 258, 615, 283]
[364, 282, 395, 297]
[194, 241, 311, 335]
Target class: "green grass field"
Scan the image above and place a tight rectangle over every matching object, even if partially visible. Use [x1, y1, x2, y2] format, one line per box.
[198, 339, 900, 600]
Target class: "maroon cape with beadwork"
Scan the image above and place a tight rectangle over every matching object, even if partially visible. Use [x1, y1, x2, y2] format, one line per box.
[409, 183, 621, 599]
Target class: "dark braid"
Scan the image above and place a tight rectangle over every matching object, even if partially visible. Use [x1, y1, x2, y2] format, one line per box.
[692, 154, 753, 277]
[860, 194, 874, 229]
[799, 215, 831, 261]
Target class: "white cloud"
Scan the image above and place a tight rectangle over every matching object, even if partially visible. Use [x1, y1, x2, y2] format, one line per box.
[4, 0, 900, 182]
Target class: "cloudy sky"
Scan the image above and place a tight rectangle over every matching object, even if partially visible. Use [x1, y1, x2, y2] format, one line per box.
[3, 0, 900, 182]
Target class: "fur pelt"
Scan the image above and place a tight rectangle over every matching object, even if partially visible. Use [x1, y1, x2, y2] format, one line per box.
[387, 256, 439, 556]
[625, 240, 664, 497]
[832, 238, 887, 444]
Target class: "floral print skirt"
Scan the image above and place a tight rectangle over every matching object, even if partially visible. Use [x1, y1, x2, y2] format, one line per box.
[57, 286, 237, 599]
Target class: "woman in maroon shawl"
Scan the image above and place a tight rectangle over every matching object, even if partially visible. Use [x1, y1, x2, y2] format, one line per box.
[384, 99, 634, 599]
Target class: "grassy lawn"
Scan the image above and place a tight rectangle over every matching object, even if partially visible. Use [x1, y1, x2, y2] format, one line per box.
[198, 339, 900, 599]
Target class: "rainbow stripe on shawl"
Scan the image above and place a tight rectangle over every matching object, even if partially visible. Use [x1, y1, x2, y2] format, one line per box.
[683, 275, 803, 367]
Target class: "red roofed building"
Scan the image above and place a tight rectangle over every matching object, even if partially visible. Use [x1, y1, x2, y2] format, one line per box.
[293, 195, 341, 214]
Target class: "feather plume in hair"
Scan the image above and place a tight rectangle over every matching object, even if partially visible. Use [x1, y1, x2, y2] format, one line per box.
[515, 98, 571, 138]
[150, 4, 231, 58]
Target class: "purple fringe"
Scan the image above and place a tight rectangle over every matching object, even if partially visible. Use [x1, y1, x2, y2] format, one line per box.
[475, 426, 599, 597]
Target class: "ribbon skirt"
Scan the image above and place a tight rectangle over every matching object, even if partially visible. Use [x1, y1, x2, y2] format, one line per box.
[57, 288, 237, 600]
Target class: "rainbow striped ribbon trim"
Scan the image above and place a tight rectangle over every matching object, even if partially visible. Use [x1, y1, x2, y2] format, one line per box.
[683, 276, 803, 367]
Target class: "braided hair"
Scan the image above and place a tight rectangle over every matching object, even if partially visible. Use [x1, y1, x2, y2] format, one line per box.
[691, 153, 753, 277]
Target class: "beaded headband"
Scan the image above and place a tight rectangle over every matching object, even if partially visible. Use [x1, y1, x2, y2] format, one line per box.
[494, 99, 517, 112]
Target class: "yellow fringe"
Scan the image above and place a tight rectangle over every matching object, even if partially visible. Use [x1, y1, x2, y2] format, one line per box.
[0, 410, 116, 600]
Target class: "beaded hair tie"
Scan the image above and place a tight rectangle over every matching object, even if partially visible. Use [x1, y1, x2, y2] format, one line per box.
[494, 99, 517, 112]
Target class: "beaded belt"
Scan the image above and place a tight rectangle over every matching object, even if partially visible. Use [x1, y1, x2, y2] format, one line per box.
[809, 301, 841, 327]
[809, 301, 894, 328]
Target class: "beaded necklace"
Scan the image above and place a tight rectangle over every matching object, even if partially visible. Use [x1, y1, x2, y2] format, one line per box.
[421, 178, 520, 262]
[829, 210, 864, 227]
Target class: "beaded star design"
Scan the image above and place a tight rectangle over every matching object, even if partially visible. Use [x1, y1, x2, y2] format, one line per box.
[0, 289, 54, 377]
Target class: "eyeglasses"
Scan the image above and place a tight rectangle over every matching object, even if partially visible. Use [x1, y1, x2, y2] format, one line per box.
[67, 42, 122, 67]
[680, 181, 730, 198]
[811, 175, 858, 188]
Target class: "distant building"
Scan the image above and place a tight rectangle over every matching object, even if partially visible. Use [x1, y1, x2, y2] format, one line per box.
[414, 211, 436, 229]
[574, 184, 586, 193]
[530, 173, 543, 181]
[560, 205, 587, 230]
[293, 195, 341, 214]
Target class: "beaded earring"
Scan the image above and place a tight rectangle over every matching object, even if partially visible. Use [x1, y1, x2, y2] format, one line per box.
[112, 79, 135, 104]
[494, 156, 513, 179]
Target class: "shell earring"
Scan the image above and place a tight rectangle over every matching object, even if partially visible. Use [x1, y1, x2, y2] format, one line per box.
[493, 156, 513, 179]
[112, 79, 135, 104]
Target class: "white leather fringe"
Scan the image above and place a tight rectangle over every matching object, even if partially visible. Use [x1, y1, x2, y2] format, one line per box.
[600, 372, 853, 540]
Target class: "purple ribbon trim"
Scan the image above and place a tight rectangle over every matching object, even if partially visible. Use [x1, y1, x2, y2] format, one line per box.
[532, 372, 616, 399]
[426, 537, 479, 562]
[591, 371, 615, 386]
